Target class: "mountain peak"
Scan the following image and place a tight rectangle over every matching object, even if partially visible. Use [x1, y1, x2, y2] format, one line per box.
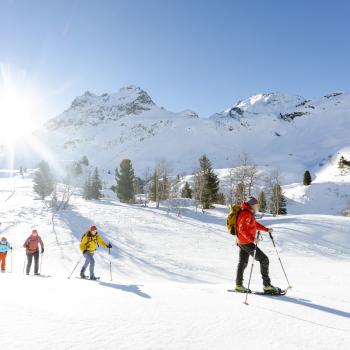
[211, 92, 306, 120]
[45, 86, 156, 130]
[112, 85, 155, 107]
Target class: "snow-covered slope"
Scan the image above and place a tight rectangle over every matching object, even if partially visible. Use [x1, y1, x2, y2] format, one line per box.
[1, 175, 350, 349]
[2, 88, 350, 183]
[284, 147, 350, 214]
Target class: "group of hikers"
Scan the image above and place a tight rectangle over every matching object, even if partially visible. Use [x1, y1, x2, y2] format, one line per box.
[1, 196, 282, 293]
[0, 225, 112, 279]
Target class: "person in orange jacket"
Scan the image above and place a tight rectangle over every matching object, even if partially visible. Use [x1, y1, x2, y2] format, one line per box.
[235, 197, 279, 294]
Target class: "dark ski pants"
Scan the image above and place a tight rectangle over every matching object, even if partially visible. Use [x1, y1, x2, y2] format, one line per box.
[82, 252, 95, 277]
[26, 251, 39, 274]
[236, 243, 271, 287]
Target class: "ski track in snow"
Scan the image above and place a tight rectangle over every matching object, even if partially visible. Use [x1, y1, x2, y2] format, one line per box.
[0, 176, 350, 350]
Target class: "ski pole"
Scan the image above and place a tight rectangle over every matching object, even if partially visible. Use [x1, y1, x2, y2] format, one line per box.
[10, 248, 13, 273]
[23, 254, 27, 275]
[68, 257, 82, 279]
[39, 252, 44, 274]
[269, 233, 292, 290]
[243, 232, 261, 305]
[108, 244, 113, 281]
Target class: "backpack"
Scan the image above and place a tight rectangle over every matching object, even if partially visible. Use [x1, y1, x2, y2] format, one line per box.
[81, 232, 99, 248]
[227, 205, 248, 236]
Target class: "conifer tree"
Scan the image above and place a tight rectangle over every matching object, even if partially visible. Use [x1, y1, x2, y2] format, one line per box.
[215, 192, 226, 205]
[33, 161, 55, 199]
[258, 190, 267, 213]
[115, 159, 135, 203]
[303, 170, 312, 186]
[83, 174, 92, 200]
[196, 155, 220, 209]
[84, 168, 102, 200]
[81, 156, 89, 166]
[91, 168, 103, 199]
[181, 181, 193, 199]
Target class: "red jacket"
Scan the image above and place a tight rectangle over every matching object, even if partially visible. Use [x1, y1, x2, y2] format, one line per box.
[23, 235, 44, 254]
[236, 202, 269, 245]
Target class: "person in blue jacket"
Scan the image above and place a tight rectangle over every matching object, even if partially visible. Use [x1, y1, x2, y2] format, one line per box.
[0, 237, 12, 272]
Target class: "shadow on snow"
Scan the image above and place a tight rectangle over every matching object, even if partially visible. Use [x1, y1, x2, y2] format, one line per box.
[98, 281, 151, 299]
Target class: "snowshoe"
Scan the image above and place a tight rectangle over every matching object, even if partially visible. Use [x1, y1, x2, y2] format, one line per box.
[263, 285, 283, 295]
[89, 276, 100, 281]
[235, 285, 251, 293]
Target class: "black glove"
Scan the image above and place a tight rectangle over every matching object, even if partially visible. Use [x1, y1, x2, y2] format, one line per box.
[83, 250, 87, 255]
[107, 243, 112, 249]
[41, 249, 44, 254]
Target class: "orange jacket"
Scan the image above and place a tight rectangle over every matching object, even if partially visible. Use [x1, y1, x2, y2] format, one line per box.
[236, 202, 269, 245]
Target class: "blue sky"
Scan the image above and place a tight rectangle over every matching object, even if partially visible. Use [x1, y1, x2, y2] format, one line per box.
[0, 0, 349, 123]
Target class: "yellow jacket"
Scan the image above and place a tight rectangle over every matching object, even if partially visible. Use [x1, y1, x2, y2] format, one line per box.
[80, 231, 108, 253]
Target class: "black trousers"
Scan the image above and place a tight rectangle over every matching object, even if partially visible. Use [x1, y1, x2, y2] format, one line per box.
[26, 251, 40, 274]
[236, 243, 271, 286]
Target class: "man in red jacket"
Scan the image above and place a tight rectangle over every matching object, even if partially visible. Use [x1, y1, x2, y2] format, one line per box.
[235, 197, 279, 294]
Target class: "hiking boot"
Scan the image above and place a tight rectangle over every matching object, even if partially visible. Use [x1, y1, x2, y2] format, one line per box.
[90, 275, 98, 281]
[80, 270, 87, 279]
[235, 285, 251, 293]
[263, 285, 281, 294]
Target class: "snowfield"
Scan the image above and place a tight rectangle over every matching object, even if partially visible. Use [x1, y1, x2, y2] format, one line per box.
[1, 175, 350, 350]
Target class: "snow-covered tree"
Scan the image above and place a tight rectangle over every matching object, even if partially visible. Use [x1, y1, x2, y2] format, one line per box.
[33, 161, 55, 199]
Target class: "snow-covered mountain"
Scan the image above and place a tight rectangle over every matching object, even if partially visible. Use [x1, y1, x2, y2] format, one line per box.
[2, 87, 350, 182]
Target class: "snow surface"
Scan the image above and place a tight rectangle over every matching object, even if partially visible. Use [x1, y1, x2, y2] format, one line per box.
[1, 175, 350, 350]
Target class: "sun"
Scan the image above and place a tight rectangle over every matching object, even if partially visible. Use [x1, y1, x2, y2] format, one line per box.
[0, 65, 41, 144]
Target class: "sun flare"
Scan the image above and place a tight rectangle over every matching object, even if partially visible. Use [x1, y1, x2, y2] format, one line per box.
[0, 65, 41, 144]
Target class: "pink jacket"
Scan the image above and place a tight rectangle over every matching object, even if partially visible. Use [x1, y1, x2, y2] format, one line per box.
[23, 235, 44, 254]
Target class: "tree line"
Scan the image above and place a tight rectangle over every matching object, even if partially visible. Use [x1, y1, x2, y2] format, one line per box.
[32, 153, 297, 216]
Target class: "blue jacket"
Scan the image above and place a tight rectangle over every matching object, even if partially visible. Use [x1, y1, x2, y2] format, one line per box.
[0, 241, 11, 253]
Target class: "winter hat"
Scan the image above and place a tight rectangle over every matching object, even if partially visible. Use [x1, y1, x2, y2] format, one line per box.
[90, 225, 97, 232]
[247, 196, 258, 207]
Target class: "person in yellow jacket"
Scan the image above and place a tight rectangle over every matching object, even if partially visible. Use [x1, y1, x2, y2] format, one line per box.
[80, 225, 112, 280]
